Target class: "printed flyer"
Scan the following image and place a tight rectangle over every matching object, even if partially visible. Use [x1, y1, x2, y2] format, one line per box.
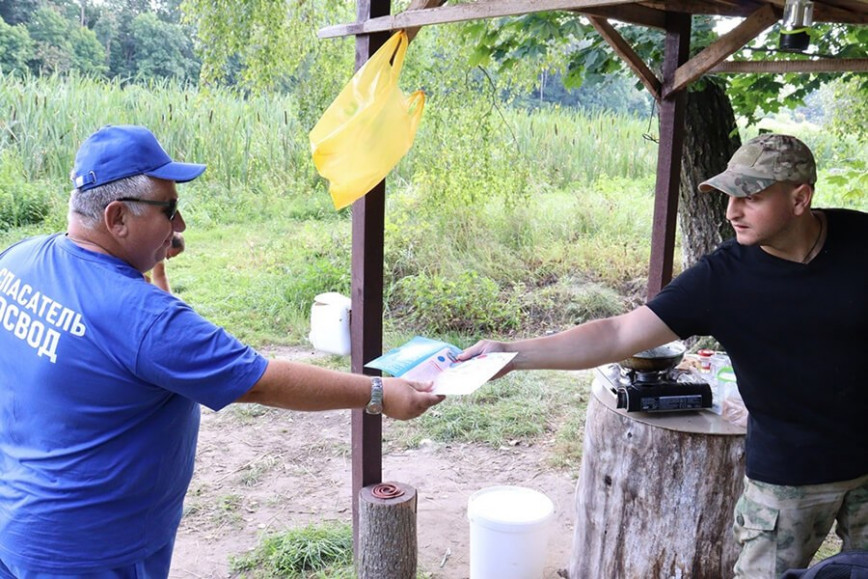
[365, 336, 515, 395]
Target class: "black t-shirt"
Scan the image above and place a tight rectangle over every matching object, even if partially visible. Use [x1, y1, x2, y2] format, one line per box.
[647, 208, 868, 485]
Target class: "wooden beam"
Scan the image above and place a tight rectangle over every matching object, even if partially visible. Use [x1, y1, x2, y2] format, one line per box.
[647, 11, 691, 299]
[711, 58, 868, 74]
[641, 0, 765, 17]
[319, 0, 637, 38]
[781, 0, 868, 24]
[578, 4, 667, 28]
[642, 0, 866, 22]
[405, 0, 448, 43]
[664, 3, 779, 97]
[588, 16, 662, 101]
[350, 0, 389, 557]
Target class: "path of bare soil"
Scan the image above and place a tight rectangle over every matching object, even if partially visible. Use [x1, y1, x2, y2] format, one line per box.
[169, 347, 582, 579]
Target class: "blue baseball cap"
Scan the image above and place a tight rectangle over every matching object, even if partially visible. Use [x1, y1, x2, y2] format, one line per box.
[71, 125, 206, 191]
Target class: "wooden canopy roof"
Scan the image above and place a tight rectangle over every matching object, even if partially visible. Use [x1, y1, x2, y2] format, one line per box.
[322, 0, 868, 101]
[322, 0, 868, 37]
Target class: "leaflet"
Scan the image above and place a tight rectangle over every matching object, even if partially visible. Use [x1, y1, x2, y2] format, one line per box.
[365, 336, 515, 395]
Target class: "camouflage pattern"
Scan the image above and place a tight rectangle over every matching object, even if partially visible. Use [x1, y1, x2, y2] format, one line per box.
[699, 134, 817, 197]
[732, 474, 868, 578]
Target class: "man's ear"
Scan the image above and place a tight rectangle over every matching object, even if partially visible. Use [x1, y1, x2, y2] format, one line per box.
[791, 183, 814, 215]
[103, 201, 130, 238]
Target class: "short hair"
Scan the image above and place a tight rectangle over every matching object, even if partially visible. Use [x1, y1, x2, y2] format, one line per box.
[68, 174, 154, 229]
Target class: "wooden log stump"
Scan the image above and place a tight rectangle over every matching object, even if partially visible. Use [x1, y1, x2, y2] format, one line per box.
[357, 481, 417, 579]
[570, 381, 746, 579]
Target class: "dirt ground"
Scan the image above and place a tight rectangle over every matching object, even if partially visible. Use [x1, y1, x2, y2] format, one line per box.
[169, 347, 581, 579]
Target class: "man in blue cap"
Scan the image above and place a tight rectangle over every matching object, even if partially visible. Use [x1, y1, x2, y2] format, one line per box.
[460, 134, 867, 578]
[0, 125, 443, 578]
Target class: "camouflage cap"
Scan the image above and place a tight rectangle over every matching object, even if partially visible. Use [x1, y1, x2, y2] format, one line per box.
[699, 134, 816, 197]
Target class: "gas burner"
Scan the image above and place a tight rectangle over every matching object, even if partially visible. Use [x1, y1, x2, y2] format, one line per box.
[595, 363, 713, 413]
[626, 368, 673, 385]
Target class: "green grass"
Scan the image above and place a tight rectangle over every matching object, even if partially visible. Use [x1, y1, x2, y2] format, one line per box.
[230, 522, 355, 579]
[387, 369, 591, 469]
[229, 521, 439, 578]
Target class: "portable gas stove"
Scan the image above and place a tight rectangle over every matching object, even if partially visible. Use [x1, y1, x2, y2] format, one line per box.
[594, 363, 713, 413]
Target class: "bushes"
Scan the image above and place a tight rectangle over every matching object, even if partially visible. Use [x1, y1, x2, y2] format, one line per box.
[391, 271, 520, 334]
[0, 149, 52, 230]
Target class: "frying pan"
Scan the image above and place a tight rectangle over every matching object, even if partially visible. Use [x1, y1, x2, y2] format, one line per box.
[620, 341, 686, 372]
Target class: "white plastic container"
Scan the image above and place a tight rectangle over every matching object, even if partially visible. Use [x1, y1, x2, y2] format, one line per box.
[308, 292, 352, 356]
[467, 486, 555, 579]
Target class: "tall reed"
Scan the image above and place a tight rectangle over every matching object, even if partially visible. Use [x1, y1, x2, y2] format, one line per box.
[0, 73, 318, 225]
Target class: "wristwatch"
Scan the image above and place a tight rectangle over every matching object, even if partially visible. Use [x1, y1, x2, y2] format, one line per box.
[365, 377, 384, 415]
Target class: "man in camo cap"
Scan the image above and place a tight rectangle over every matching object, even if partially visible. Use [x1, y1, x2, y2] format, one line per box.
[459, 133, 867, 578]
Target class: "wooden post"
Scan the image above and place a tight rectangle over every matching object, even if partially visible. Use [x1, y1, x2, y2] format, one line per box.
[647, 12, 690, 299]
[570, 382, 746, 579]
[357, 482, 418, 579]
[350, 0, 391, 556]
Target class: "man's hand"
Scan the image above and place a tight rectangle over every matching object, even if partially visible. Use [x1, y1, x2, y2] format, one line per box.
[455, 340, 515, 380]
[382, 378, 444, 420]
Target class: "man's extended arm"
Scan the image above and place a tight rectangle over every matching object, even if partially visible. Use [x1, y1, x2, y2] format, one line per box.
[459, 306, 679, 377]
[235, 359, 444, 420]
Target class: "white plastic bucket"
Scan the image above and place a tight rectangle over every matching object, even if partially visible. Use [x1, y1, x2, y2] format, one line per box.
[309, 292, 352, 356]
[467, 486, 555, 579]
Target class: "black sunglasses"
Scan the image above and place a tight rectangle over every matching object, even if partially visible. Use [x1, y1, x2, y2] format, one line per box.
[116, 197, 179, 221]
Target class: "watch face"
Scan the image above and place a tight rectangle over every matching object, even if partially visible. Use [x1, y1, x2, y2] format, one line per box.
[365, 402, 383, 415]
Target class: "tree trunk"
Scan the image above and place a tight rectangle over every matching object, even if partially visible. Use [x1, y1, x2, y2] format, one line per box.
[679, 81, 741, 270]
[357, 482, 417, 579]
[570, 385, 746, 579]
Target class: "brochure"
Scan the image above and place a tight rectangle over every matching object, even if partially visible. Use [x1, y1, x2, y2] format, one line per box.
[365, 336, 516, 396]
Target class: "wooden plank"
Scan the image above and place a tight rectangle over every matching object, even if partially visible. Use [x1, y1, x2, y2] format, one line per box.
[712, 58, 868, 73]
[665, 3, 778, 97]
[350, 0, 389, 556]
[320, 0, 637, 38]
[647, 11, 690, 299]
[589, 16, 662, 101]
[816, 0, 868, 15]
[641, 0, 765, 17]
[406, 0, 448, 43]
[641, 0, 865, 22]
[579, 4, 667, 28]
[781, 0, 868, 23]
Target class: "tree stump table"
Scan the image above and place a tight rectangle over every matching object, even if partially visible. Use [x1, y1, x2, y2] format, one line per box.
[570, 378, 746, 579]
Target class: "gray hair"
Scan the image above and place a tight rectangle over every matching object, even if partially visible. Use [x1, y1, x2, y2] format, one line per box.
[68, 174, 154, 229]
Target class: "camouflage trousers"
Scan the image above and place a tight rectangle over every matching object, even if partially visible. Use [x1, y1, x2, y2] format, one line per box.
[732, 473, 868, 579]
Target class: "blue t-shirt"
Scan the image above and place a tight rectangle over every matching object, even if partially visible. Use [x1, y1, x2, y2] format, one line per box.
[647, 209, 868, 485]
[0, 234, 269, 572]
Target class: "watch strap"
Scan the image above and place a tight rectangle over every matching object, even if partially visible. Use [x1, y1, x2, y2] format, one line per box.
[365, 376, 384, 415]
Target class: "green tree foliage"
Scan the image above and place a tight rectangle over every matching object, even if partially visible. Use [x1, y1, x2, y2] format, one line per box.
[180, 0, 353, 99]
[128, 12, 198, 82]
[98, 0, 157, 79]
[70, 22, 108, 77]
[93, 10, 122, 75]
[819, 77, 868, 139]
[26, 6, 73, 74]
[0, 0, 40, 26]
[728, 24, 868, 125]
[461, 12, 866, 123]
[24, 5, 106, 76]
[0, 19, 34, 75]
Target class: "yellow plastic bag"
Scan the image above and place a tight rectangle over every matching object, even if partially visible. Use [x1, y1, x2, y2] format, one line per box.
[309, 31, 425, 210]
